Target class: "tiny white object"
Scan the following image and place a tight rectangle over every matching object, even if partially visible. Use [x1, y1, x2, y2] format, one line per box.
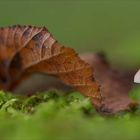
[134, 69, 140, 83]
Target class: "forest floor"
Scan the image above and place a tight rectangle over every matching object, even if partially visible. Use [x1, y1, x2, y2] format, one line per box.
[0, 88, 140, 140]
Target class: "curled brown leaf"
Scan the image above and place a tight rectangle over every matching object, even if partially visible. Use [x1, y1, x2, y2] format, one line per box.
[81, 53, 138, 114]
[0, 25, 101, 108]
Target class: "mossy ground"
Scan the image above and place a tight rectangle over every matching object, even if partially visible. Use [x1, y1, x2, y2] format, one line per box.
[0, 88, 140, 140]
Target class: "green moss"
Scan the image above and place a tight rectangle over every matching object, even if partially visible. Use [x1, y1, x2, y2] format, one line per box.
[0, 89, 139, 140]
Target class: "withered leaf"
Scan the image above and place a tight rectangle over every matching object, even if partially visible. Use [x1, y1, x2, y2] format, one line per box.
[0, 25, 101, 108]
[81, 53, 137, 114]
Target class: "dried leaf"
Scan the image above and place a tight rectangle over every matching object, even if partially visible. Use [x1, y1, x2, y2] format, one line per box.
[81, 53, 137, 114]
[0, 25, 101, 107]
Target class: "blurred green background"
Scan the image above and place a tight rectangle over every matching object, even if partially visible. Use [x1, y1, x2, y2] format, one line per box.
[0, 1, 140, 140]
[0, 0, 140, 69]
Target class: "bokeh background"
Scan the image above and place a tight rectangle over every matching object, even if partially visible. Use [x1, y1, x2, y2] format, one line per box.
[0, 1, 140, 140]
[0, 0, 140, 69]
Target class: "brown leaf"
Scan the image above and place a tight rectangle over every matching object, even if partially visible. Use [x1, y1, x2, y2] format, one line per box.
[81, 53, 137, 114]
[0, 25, 101, 107]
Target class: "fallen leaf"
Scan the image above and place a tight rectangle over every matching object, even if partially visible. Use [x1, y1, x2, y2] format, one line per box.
[81, 53, 138, 114]
[0, 25, 101, 107]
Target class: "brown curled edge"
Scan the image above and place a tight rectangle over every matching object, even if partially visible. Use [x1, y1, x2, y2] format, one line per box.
[0, 25, 102, 109]
[80, 53, 138, 114]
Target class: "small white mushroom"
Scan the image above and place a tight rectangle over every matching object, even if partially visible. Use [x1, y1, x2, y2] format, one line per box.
[134, 69, 140, 83]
